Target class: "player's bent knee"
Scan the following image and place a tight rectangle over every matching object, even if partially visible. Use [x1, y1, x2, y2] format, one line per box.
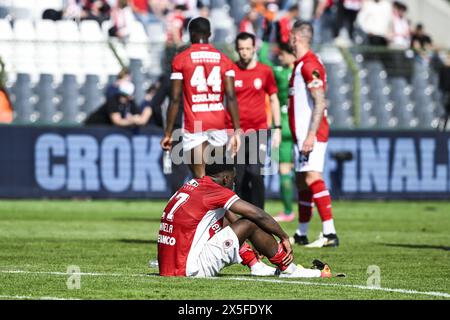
[229, 218, 258, 244]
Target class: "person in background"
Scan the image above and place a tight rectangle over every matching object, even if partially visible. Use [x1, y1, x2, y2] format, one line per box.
[0, 85, 13, 124]
[228, 31, 281, 211]
[85, 81, 149, 127]
[109, 0, 137, 40]
[334, 0, 362, 42]
[80, 0, 111, 25]
[129, 0, 155, 25]
[314, 0, 337, 45]
[288, 21, 339, 248]
[357, 0, 392, 46]
[105, 68, 132, 100]
[276, 5, 299, 46]
[389, 1, 411, 49]
[259, 24, 297, 222]
[165, 4, 187, 47]
[239, 4, 260, 35]
[411, 23, 433, 54]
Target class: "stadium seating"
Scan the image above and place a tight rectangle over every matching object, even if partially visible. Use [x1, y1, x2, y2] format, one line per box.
[0, 3, 446, 129]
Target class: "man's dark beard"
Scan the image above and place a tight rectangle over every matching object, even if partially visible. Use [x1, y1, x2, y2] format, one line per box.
[237, 58, 252, 69]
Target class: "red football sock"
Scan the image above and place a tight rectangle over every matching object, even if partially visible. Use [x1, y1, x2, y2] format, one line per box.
[298, 190, 314, 223]
[268, 243, 289, 271]
[309, 180, 333, 222]
[239, 242, 258, 268]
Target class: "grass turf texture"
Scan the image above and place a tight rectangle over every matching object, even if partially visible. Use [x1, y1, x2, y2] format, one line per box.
[0, 200, 449, 300]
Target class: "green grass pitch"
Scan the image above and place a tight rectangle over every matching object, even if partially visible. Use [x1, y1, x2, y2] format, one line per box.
[0, 200, 449, 300]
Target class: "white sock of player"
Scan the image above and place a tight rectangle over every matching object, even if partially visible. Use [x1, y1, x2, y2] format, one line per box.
[322, 219, 336, 235]
[296, 223, 309, 236]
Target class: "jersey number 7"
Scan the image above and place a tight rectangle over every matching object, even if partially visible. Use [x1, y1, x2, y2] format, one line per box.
[163, 192, 190, 222]
[190, 66, 222, 93]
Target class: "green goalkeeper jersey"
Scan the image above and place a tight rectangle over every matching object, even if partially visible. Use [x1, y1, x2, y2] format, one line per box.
[258, 41, 293, 139]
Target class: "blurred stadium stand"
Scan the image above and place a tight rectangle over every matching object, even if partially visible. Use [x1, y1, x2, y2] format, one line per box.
[0, 0, 448, 130]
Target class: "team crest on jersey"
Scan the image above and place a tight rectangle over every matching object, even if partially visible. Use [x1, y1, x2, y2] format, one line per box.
[253, 78, 262, 90]
[223, 239, 233, 250]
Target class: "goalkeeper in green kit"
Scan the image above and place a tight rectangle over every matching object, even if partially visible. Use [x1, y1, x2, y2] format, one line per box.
[258, 26, 297, 222]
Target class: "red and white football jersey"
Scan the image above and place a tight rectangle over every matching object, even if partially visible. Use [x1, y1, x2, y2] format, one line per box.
[157, 176, 240, 276]
[170, 43, 235, 133]
[288, 50, 329, 144]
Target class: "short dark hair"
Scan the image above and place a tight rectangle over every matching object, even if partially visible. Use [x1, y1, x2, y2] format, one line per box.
[279, 42, 294, 55]
[292, 20, 314, 43]
[205, 162, 235, 177]
[235, 32, 256, 49]
[188, 17, 211, 36]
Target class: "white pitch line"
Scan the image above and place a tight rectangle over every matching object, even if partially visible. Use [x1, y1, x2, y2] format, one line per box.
[0, 294, 80, 300]
[1, 270, 449, 299]
[220, 277, 450, 299]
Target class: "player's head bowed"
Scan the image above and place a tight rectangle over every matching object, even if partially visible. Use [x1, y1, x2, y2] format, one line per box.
[205, 162, 236, 190]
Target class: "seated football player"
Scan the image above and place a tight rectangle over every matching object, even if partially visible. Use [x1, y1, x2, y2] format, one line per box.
[157, 161, 332, 278]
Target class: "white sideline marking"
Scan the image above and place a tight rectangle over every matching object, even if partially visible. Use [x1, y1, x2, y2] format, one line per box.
[221, 277, 450, 299]
[0, 294, 80, 300]
[1, 270, 449, 299]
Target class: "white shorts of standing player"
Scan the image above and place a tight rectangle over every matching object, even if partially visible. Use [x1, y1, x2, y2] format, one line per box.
[293, 142, 327, 173]
[182, 130, 229, 152]
[186, 226, 242, 277]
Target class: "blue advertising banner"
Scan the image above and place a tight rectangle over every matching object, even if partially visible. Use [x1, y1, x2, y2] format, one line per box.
[0, 126, 449, 200]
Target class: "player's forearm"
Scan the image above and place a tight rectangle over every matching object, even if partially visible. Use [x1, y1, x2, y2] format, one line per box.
[165, 80, 182, 136]
[111, 113, 134, 127]
[270, 94, 281, 127]
[164, 100, 179, 136]
[308, 89, 326, 135]
[224, 77, 241, 131]
[253, 210, 290, 240]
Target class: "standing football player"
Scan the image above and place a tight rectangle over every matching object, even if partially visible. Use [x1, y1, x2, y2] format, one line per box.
[228, 31, 282, 210]
[288, 21, 339, 248]
[161, 17, 242, 178]
[259, 37, 297, 222]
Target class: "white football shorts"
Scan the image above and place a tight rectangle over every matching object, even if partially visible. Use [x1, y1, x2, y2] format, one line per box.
[186, 226, 242, 277]
[294, 141, 328, 173]
[182, 129, 228, 152]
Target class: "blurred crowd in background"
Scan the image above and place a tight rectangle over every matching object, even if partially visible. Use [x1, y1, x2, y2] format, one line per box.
[0, 0, 450, 128]
[14, 0, 437, 54]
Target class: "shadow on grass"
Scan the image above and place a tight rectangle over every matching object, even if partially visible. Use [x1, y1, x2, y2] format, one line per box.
[119, 239, 157, 244]
[113, 217, 162, 223]
[383, 243, 450, 251]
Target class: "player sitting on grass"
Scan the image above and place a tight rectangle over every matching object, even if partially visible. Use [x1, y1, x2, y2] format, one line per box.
[157, 162, 332, 278]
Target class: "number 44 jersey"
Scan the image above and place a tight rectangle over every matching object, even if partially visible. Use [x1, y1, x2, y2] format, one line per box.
[170, 43, 236, 133]
[157, 176, 240, 276]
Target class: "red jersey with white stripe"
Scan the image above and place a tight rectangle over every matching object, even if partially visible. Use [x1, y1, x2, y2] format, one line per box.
[288, 51, 329, 144]
[158, 176, 239, 276]
[225, 62, 278, 132]
[170, 43, 236, 133]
